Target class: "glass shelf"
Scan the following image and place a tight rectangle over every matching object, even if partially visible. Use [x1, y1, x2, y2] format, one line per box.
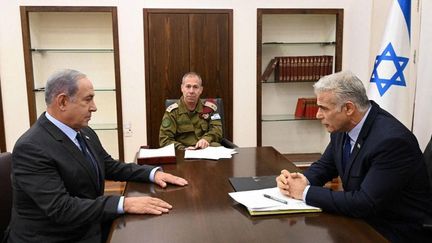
[33, 87, 116, 92]
[262, 114, 318, 122]
[262, 41, 335, 46]
[89, 123, 117, 131]
[31, 48, 114, 53]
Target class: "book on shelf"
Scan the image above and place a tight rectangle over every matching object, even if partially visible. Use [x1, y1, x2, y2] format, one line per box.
[137, 143, 176, 165]
[294, 98, 307, 118]
[273, 55, 333, 82]
[313, 56, 320, 80]
[261, 58, 278, 82]
[228, 187, 322, 216]
[295, 97, 318, 119]
[304, 98, 319, 119]
[289, 56, 295, 81]
[274, 56, 282, 82]
[299, 57, 305, 81]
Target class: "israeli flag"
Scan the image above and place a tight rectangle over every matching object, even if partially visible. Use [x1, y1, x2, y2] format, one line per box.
[367, 0, 412, 127]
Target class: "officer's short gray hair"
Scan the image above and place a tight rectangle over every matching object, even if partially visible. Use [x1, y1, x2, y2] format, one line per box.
[313, 70, 370, 112]
[182, 72, 203, 86]
[45, 69, 87, 105]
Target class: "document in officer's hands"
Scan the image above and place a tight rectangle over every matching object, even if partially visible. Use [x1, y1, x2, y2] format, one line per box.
[228, 187, 321, 216]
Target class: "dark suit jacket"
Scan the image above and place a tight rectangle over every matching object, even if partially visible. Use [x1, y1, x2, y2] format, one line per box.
[7, 113, 155, 242]
[304, 101, 432, 242]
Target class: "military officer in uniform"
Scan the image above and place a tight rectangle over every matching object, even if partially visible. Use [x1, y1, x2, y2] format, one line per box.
[159, 72, 223, 150]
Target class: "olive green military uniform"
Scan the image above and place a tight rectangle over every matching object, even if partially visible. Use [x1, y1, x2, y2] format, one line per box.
[159, 97, 223, 150]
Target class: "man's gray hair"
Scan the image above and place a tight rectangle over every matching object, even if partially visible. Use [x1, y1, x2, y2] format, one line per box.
[182, 72, 203, 86]
[45, 69, 87, 105]
[313, 70, 370, 112]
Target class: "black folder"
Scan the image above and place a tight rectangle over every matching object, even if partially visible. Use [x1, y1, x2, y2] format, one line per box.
[229, 175, 277, 192]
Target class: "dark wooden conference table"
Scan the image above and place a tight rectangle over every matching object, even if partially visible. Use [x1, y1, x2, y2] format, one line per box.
[107, 147, 387, 243]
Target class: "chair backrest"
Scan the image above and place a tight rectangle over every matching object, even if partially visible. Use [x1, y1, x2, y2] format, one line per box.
[423, 136, 432, 190]
[423, 136, 432, 230]
[165, 98, 226, 138]
[0, 152, 12, 239]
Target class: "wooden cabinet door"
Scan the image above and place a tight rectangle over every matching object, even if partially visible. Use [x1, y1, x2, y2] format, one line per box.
[144, 9, 233, 148]
[189, 13, 232, 127]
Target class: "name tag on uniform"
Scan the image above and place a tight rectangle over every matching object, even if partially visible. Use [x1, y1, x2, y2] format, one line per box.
[211, 113, 221, 120]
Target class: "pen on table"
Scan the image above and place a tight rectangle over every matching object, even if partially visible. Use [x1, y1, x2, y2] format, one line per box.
[263, 194, 288, 204]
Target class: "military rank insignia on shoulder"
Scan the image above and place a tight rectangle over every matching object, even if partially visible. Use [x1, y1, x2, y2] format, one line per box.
[211, 113, 221, 120]
[203, 100, 217, 112]
[166, 103, 179, 112]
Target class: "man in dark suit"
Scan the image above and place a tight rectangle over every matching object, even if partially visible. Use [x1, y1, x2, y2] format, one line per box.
[277, 70, 432, 242]
[6, 69, 188, 243]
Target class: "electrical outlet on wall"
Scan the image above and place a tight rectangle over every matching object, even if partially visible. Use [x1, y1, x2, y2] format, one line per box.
[124, 122, 132, 137]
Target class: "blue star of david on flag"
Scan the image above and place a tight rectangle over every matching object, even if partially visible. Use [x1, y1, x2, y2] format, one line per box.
[370, 42, 409, 96]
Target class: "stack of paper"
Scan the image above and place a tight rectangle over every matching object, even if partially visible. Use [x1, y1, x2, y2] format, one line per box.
[137, 144, 176, 165]
[184, 146, 237, 160]
[229, 187, 321, 216]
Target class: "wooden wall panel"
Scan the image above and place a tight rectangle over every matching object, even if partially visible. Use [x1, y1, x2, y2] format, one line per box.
[189, 13, 232, 141]
[146, 13, 190, 148]
[144, 9, 233, 148]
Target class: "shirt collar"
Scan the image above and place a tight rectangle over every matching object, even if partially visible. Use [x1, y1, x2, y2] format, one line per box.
[179, 96, 203, 114]
[45, 112, 79, 143]
[347, 105, 372, 143]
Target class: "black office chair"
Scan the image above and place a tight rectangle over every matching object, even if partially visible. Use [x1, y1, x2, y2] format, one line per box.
[0, 152, 12, 240]
[423, 136, 432, 230]
[165, 98, 237, 148]
[424, 136, 432, 189]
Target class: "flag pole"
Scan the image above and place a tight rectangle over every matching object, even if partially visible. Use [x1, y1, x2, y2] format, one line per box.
[410, 0, 422, 131]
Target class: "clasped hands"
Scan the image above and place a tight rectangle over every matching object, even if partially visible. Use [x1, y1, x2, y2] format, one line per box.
[124, 171, 188, 215]
[276, 169, 308, 200]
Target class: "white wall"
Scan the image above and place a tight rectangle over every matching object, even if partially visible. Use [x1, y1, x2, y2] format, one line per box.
[0, 0, 373, 161]
[0, 0, 30, 154]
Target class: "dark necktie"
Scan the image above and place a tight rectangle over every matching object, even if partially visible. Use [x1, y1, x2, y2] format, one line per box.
[76, 132, 100, 188]
[342, 133, 352, 171]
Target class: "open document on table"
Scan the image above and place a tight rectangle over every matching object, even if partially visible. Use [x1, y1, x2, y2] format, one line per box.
[229, 187, 321, 216]
[184, 146, 237, 160]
